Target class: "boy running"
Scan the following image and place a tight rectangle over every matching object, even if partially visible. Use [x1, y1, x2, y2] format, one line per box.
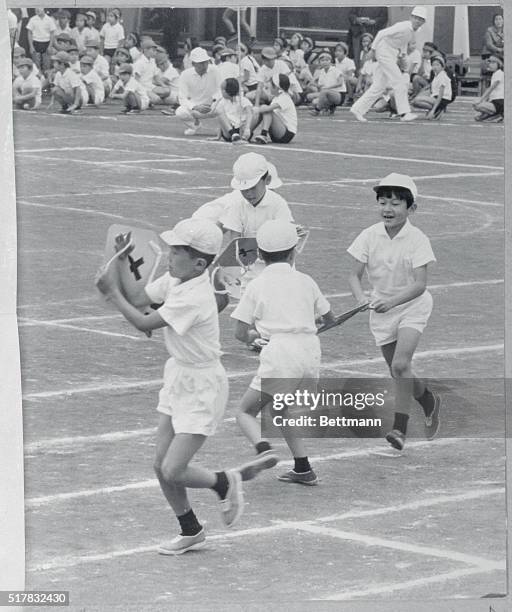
[232, 220, 335, 484]
[95, 217, 249, 554]
[347, 173, 441, 451]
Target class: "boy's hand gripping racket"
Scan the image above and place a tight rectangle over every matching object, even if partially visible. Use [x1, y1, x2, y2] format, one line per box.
[317, 302, 370, 334]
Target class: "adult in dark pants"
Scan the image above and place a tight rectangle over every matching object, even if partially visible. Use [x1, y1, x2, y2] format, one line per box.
[347, 7, 388, 70]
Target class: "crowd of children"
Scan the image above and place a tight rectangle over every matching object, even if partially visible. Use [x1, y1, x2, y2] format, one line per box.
[10, 7, 505, 128]
[95, 151, 441, 553]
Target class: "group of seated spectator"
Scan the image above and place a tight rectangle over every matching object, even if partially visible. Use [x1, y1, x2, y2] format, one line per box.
[10, 8, 504, 129]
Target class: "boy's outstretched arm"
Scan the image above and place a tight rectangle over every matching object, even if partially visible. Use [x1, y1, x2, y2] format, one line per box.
[95, 264, 167, 333]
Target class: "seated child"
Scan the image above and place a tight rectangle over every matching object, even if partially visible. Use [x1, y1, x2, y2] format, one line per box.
[80, 55, 105, 106]
[334, 42, 357, 103]
[154, 50, 180, 107]
[86, 41, 112, 97]
[252, 74, 297, 145]
[49, 50, 83, 113]
[12, 58, 42, 110]
[210, 77, 253, 143]
[411, 55, 452, 119]
[110, 63, 150, 113]
[473, 55, 504, 122]
[308, 50, 346, 115]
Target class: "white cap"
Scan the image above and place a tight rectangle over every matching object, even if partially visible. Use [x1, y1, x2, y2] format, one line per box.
[373, 173, 418, 199]
[256, 220, 298, 253]
[231, 153, 270, 191]
[267, 162, 282, 189]
[190, 47, 210, 63]
[160, 218, 223, 255]
[411, 6, 428, 21]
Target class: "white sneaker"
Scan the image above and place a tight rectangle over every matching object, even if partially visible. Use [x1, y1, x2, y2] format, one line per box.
[158, 528, 206, 555]
[400, 113, 418, 122]
[219, 470, 244, 528]
[350, 108, 368, 122]
[184, 121, 201, 136]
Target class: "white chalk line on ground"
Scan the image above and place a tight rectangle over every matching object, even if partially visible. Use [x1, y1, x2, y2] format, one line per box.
[26, 440, 468, 506]
[120, 132, 503, 171]
[19, 171, 503, 203]
[26, 483, 503, 573]
[22, 342, 503, 401]
[18, 317, 143, 341]
[18, 279, 503, 329]
[284, 522, 504, 569]
[322, 566, 501, 600]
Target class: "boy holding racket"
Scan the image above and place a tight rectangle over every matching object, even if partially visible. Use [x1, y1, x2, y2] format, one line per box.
[95, 218, 259, 554]
[347, 174, 441, 451]
[232, 219, 335, 485]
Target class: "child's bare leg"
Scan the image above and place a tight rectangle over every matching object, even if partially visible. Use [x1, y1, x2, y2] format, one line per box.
[237, 387, 271, 446]
[154, 415, 190, 515]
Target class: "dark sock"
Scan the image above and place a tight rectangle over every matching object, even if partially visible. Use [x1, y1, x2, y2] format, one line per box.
[177, 509, 202, 536]
[261, 129, 269, 137]
[393, 412, 409, 435]
[416, 388, 435, 417]
[294, 457, 311, 473]
[255, 441, 271, 455]
[211, 471, 229, 500]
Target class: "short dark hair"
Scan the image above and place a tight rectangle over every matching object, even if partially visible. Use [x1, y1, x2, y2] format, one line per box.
[224, 77, 240, 97]
[375, 186, 415, 209]
[277, 73, 290, 91]
[179, 245, 215, 268]
[258, 246, 295, 263]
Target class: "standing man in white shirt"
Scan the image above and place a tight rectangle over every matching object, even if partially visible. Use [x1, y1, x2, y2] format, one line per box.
[350, 6, 427, 123]
[176, 47, 222, 136]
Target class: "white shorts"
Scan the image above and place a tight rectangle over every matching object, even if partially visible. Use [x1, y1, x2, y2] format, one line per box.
[250, 333, 321, 395]
[157, 358, 228, 436]
[370, 291, 433, 346]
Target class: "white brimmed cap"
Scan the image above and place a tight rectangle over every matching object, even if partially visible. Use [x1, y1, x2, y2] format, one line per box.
[190, 47, 210, 63]
[411, 6, 428, 20]
[373, 173, 418, 199]
[256, 220, 298, 253]
[267, 162, 282, 189]
[231, 153, 270, 191]
[160, 218, 223, 255]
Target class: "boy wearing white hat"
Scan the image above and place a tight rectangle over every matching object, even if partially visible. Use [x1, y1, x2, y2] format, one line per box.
[220, 152, 294, 243]
[347, 174, 440, 451]
[232, 219, 335, 485]
[176, 46, 222, 135]
[95, 217, 254, 554]
[350, 6, 428, 122]
[192, 157, 283, 227]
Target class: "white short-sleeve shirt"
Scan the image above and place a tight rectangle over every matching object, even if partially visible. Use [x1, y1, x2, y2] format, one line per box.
[133, 54, 159, 91]
[26, 14, 57, 42]
[159, 63, 180, 93]
[81, 68, 105, 103]
[273, 92, 297, 134]
[214, 95, 252, 128]
[259, 59, 291, 85]
[232, 262, 330, 338]
[93, 55, 110, 80]
[316, 66, 345, 92]
[490, 69, 504, 100]
[347, 220, 436, 300]
[217, 61, 240, 82]
[145, 271, 222, 365]
[54, 67, 81, 96]
[335, 56, 356, 79]
[100, 22, 125, 49]
[13, 72, 42, 105]
[112, 76, 150, 107]
[72, 27, 94, 52]
[431, 70, 452, 100]
[220, 189, 293, 236]
[240, 55, 259, 86]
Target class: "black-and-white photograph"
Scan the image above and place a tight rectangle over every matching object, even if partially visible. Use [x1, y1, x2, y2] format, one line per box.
[1, 2, 509, 610]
